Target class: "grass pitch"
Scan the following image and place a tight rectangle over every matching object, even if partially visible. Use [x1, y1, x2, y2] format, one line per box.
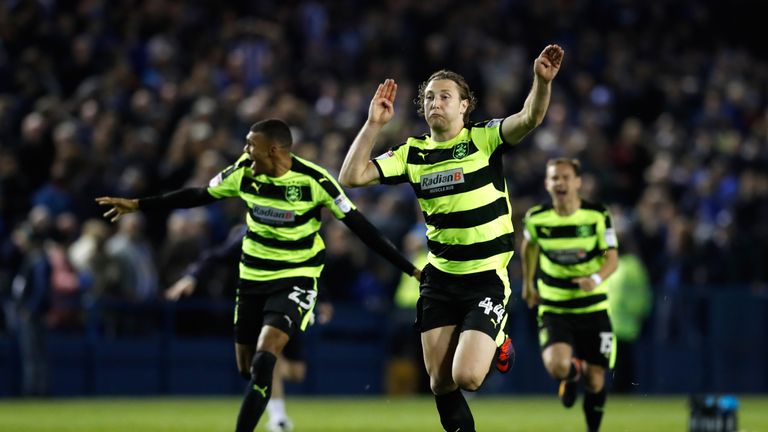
[0, 395, 767, 431]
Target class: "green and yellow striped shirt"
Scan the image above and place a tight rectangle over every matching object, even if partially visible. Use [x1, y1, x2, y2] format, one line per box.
[523, 201, 618, 314]
[207, 153, 356, 282]
[373, 119, 515, 276]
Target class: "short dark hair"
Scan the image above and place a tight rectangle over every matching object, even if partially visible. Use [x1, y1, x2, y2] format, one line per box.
[250, 119, 293, 149]
[546, 158, 582, 176]
[414, 70, 477, 124]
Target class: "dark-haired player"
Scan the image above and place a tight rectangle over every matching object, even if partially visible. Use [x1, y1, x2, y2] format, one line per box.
[97, 118, 419, 432]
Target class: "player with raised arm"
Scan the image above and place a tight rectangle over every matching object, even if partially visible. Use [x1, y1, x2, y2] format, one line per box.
[521, 158, 619, 432]
[339, 45, 564, 431]
[97, 119, 419, 432]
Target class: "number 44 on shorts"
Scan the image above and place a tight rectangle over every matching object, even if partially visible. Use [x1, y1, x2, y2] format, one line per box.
[478, 297, 505, 326]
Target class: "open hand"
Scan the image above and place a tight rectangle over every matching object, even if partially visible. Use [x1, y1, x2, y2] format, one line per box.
[534, 44, 564, 83]
[367, 78, 397, 126]
[94, 196, 139, 222]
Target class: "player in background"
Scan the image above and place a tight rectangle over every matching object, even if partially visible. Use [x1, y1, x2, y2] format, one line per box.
[164, 224, 331, 432]
[521, 158, 619, 432]
[97, 119, 420, 432]
[339, 45, 564, 432]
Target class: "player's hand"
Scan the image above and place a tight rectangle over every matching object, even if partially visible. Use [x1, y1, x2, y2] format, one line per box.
[522, 282, 540, 308]
[165, 275, 197, 301]
[533, 44, 564, 83]
[367, 78, 397, 126]
[571, 276, 597, 292]
[316, 302, 334, 325]
[412, 268, 422, 282]
[94, 196, 139, 222]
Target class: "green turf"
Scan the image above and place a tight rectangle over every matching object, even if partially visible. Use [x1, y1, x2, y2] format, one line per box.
[0, 395, 766, 431]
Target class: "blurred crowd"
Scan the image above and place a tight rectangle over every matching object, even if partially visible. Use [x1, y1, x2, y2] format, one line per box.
[0, 0, 766, 347]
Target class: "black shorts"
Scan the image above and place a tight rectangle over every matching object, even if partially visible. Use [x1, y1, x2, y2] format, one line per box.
[537, 310, 614, 368]
[234, 277, 317, 346]
[416, 264, 509, 344]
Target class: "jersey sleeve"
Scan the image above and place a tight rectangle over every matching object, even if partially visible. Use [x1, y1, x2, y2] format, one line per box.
[470, 119, 506, 154]
[371, 142, 409, 185]
[601, 206, 619, 249]
[314, 170, 357, 219]
[207, 153, 250, 199]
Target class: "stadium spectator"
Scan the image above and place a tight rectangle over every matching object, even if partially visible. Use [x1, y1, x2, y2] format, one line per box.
[9, 218, 52, 396]
[521, 158, 619, 432]
[339, 44, 564, 431]
[96, 118, 420, 431]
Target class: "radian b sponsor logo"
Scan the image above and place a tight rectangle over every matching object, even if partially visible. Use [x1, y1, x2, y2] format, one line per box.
[420, 168, 465, 191]
[251, 204, 295, 223]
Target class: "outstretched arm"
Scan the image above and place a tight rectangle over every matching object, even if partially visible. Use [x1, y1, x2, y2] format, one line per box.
[501, 44, 565, 145]
[165, 226, 245, 300]
[95, 187, 217, 222]
[341, 210, 420, 280]
[339, 79, 398, 187]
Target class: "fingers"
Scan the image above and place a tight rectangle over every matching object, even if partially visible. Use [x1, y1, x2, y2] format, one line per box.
[95, 196, 114, 206]
[382, 78, 397, 102]
[541, 44, 564, 68]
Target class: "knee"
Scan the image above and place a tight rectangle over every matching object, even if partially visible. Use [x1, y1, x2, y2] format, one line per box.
[429, 375, 457, 395]
[584, 370, 605, 393]
[238, 366, 251, 381]
[545, 357, 572, 380]
[453, 369, 484, 392]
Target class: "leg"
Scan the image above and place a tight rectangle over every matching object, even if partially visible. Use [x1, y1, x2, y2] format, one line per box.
[582, 363, 607, 432]
[543, 342, 581, 408]
[235, 324, 289, 432]
[542, 342, 575, 380]
[452, 330, 497, 391]
[422, 325, 474, 432]
[266, 356, 304, 432]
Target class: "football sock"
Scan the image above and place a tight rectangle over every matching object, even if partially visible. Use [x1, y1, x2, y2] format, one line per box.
[266, 398, 287, 422]
[434, 388, 475, 432]
[235, 351, 276, 432]
[583, 388, 606, 432]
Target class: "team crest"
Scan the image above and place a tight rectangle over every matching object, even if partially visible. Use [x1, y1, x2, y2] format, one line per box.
[453, 142, 469, 159]
[285, 185, 302, 202]
[577, 225, 593, 237]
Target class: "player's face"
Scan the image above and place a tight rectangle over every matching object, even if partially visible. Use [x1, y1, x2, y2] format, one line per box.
[423, 79, 468, 132]
[244, 132, 273, 176]
[545, 163, 581, 204]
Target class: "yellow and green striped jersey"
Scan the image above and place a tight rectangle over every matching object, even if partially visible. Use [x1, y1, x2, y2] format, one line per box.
[372, 119, 514, 276]
[523, 201, 618, 315]
[207, 153, 356, 282]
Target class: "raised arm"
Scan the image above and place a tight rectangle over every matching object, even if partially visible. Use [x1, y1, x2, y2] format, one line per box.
[501, 44, 565, 145]
[339, 79, 398, 187]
